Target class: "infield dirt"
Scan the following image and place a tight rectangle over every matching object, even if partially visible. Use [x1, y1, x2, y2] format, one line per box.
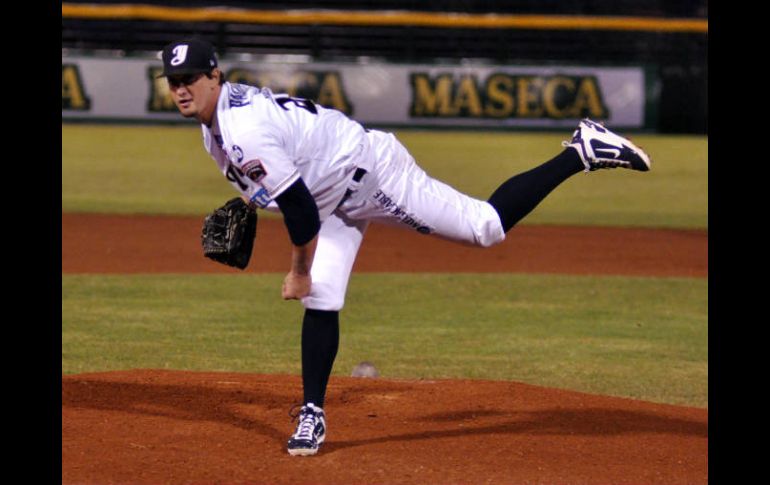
[61, 213, 708, 485]
[62, 213, 707, 277]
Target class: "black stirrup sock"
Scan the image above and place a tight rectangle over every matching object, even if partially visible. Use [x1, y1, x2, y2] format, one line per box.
[301, 309, 340, 408]
[487, 148, 584, 233]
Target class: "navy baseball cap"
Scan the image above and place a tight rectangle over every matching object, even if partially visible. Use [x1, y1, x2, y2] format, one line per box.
[158, 38, 218, 77]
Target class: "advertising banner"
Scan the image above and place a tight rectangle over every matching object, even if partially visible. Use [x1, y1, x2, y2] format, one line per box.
[63, 55, 651, 129]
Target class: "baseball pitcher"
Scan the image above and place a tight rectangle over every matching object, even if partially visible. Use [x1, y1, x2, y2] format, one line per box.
[159, 38, 651, 456]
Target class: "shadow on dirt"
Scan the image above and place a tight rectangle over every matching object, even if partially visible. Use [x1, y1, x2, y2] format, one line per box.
[323, 407, 707, 453]
[63, 374, 706, 455]
[62, 376, 291, 443]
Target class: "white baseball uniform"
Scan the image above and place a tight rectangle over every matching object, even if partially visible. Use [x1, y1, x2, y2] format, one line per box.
[202, 82, 505, 310]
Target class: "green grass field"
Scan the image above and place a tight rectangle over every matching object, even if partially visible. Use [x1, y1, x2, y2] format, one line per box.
[62, 273, 707, 407]
[62, 124, 707, 228]
[61, 123, 708, 408]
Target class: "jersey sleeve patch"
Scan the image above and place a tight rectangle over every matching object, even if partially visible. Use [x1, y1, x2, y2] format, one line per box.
[228, 84, 251, 108]
[249, 187, 272, 208]
[242, 159, 267, 183]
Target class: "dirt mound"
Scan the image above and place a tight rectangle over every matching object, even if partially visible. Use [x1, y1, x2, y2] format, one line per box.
[62, 370, 707, 485]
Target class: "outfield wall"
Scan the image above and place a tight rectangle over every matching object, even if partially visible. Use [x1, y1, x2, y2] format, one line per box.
[62, 54, 654, 130]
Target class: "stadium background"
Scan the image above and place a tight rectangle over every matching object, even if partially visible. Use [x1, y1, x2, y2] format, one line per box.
[61, 3, 708, 484]
[62, 0, 707, 133]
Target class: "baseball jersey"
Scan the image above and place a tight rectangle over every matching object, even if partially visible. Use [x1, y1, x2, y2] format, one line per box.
[202, 82, 373, 220]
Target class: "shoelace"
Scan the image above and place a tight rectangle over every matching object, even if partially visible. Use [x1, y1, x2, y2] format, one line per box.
[289, 405, 317, 440]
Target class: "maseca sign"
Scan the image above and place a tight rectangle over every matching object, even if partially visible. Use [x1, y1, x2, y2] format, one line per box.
[62, 55, 652, 129]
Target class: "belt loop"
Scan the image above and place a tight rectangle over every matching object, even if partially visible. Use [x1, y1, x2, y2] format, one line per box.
[353, 167, 367, 182]
[336, 167, 367, 210]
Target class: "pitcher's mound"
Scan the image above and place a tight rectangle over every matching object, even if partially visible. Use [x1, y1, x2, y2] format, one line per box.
[62, 369, 707, 485]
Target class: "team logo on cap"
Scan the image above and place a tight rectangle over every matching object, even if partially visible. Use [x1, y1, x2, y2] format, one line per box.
[242, 159, 267, 183]
[170, 45, 188, 66]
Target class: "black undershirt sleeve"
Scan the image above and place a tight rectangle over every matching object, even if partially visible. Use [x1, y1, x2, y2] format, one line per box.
[274, 177, 321, 246]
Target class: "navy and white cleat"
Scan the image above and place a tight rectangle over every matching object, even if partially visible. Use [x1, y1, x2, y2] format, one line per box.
[287, 403, 327, 456]
[563, 118, 652, 172]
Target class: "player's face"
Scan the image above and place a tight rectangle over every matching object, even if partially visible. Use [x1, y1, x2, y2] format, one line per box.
[167, 70, 221, 125]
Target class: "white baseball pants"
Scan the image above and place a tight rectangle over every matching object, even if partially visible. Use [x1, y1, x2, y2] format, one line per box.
[302, 130, 505, 311]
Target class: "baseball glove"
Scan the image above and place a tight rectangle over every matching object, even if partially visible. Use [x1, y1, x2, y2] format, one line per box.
[201, 197, 258, 270]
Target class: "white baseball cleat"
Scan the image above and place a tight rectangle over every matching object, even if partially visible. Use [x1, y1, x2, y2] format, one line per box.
[563, 118, 651, 172]
[287, 403, 327, 456]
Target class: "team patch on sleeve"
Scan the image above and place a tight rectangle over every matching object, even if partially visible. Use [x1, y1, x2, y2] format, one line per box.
[242, 159, 268, 183]
[228, 84, 251, 107]
[249, 187, 272, 208]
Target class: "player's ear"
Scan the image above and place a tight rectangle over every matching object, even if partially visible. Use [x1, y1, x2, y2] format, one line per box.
[213, 68, 225, 85]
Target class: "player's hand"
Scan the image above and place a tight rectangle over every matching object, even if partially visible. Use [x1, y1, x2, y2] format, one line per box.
[282, 271, 312, 300]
